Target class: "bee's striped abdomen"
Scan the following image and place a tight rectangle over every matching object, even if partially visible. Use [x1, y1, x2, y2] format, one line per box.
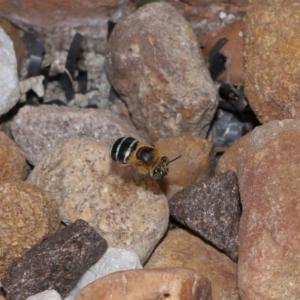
[110, 137, 138, 164]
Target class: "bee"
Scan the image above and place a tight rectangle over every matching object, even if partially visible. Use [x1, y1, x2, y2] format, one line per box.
[110, 137, 181, 179]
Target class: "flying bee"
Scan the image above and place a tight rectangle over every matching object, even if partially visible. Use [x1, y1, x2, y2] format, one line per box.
[110, 136, 181, 179]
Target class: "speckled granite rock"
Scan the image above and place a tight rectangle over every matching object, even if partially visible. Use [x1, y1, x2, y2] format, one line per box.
[27, 138, 169, 264]
[169, 171, 241, 262]
[0, 27, 20, 116]
[244, 0, 300, 123]
[11, 105, 144, 166]
[106, 2, 217, 140]
[238, 120, 300, 299]
[155, 134, 215, 199]
[0, 181, 60, 279]
[75, 268, 212, 300]
[145, 229, 239, 300]
[0, 131, 27, 181]
[2, 219, 108, 300]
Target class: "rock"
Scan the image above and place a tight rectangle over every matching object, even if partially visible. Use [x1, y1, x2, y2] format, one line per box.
[26, 290, 62, 300]
[68, 247, 142, 297]
[27, 138, 169, 264]
[145, 229, 239, 300]
[11, 105, 144, 166]
[75, 268, 212, 300]
[202, 19, 244, 85]
[244, 0, 300, 123]
[2, 219, 108, 300]
[0, 26, 20, 117]
[106, 2, 217, 141]
[0, 181, 60, 279]
[237, 119, 300, 299]
[0, 131, 27, 181]
[215, 132, 250, 175]
[155, 134, 215, 199]
[169, 171, 241, 262]
[0, 17, 25, 74]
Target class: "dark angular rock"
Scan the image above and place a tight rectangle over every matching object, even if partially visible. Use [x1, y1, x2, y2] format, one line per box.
[2, 219, 108, 300]
[169, 171, 241, 262]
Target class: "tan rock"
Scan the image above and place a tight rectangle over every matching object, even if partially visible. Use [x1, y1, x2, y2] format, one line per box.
[106, 2, 217, 141]
[238, 120, 300, 299]
[244, 0, 300, 123]
[215, 132, 250, 175]
[75, 267, 212, 300]
[202, 19, 244, 85]
[145, 229, 239, 300]
[155, 134, 215, 198]
[0, 131, 27, 181]
[0, 181, 60, 279]
[27, 138, 169, 264]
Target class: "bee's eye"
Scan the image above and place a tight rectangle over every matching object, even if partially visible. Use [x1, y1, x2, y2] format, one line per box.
[152, 168, 162, 179]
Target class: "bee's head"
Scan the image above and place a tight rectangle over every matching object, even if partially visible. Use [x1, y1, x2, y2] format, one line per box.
[151, 155, 182, 179]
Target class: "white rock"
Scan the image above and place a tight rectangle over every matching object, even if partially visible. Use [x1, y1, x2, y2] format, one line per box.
[68, 247, 142, 297]
[26, 290, 62, 300]
[0, 26, 20, 116]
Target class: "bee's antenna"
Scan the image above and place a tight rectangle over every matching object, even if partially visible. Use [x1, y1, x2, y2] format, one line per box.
[167, 155, 182, 165]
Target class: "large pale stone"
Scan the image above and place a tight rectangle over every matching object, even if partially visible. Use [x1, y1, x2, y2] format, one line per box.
[238, 120, 300, 299]
[106, 2, 217, 140]
[27, 138, 169, 264]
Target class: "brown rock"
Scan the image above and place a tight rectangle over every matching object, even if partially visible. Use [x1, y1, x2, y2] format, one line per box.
[2, 219, 108, 300]
[237, 120, 300, 299]
[155, 134, 215, 198]
[145, 229, 239, 300]
[106, 2, 217, 141]
[11, 105, 145, 166]
[0, 17, 24, 74]
[202, 19, 244, 85]
[75, 268, 212, 300]
[169, 171, 241, 262]
[0, 181, 60, 279]
[0, 132, 27, 181]
[27, 138, 169, 264]
[244, 0, 300, 123]
[215, 132, 250, 175]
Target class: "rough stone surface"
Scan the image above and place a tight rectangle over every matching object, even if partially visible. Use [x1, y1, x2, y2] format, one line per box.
[75, 268, 212, 300]
[69, 247, 142, 297]
[0, 181, 60, 279]
[244, 0, 300, 123]
[11, 105, 144, 166]
[106, 2, 217, 140]
[2, 219, 108, 300]
[0, 131, 27, 181]
[155, 134, 215, 199]
[145, 229, 239, 300]
[215, 132, 250, 175]
[169, 171, 241, 262]
[237, 120, 300, 299]
[0, 26, 20, 116]
[202, 19, 244, 85]
[27, 138, 169, 264]
[26, 290, 62, 300]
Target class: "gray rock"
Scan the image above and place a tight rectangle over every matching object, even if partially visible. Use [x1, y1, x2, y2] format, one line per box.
[2, 219, 108, 300]
[0, 26, 20, 116]
[10, 105, 144, 165]
[26, 290, 62, 300]
[68, 247, 142, 297]
[27, 138, 169, 264]
[169, 171, 241, 262]
[106, 2, 217, 140]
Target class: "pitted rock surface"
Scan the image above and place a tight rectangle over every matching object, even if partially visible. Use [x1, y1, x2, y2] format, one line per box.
[27, 138, 169, 264]
[169, 171, 241, 262]
[2, 219, 108, 300]
[11, 105, 144, 166]
[106, 2, 217, 140]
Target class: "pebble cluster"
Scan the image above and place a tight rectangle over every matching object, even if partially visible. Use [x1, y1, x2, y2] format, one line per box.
[0, 0, 300, 299]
